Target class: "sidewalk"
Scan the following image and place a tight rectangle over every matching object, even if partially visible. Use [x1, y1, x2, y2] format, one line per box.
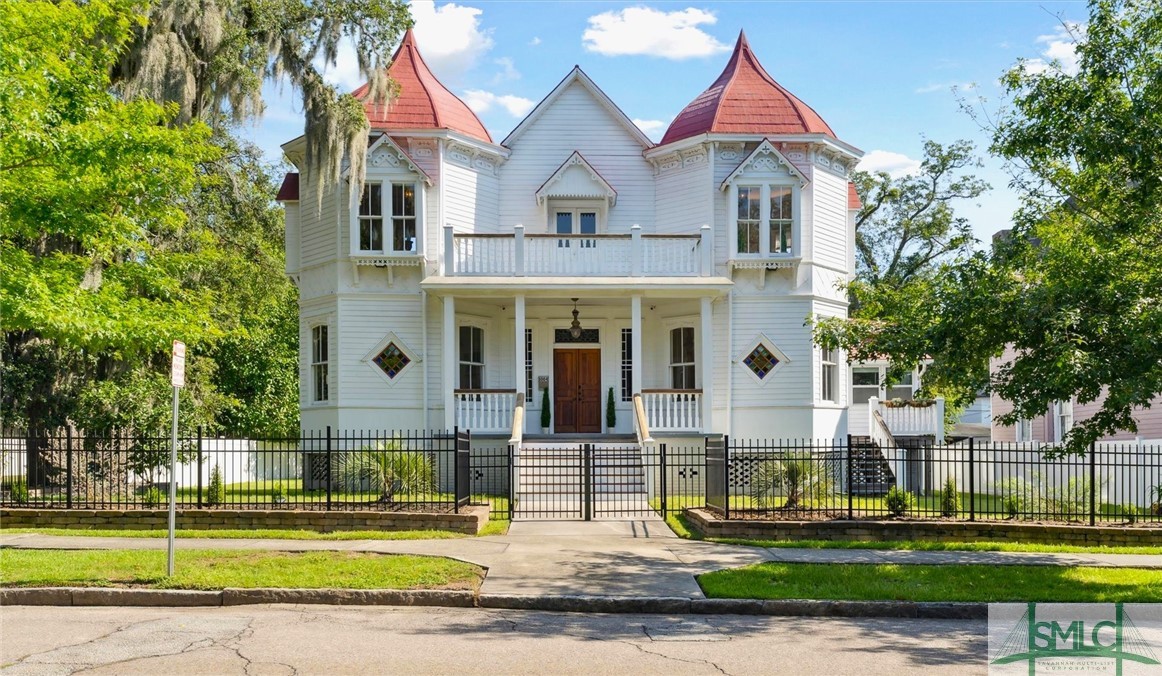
[4, 520, 1161, 600]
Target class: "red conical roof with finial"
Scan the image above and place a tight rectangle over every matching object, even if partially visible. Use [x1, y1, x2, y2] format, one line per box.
[660, 31, 835, 145]
[352, 29, 492, 143]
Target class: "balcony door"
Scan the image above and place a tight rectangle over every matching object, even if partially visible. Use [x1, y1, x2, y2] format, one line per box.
[553, 348, 602, 433]
[554, 206, 598, 249]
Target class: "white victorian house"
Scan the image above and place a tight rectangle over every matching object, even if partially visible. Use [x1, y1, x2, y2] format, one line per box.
[278, 30, 864, 445]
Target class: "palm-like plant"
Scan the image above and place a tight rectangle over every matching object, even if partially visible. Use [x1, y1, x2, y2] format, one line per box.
[749, 454, 833, 510]
[336, 440, 436, 502]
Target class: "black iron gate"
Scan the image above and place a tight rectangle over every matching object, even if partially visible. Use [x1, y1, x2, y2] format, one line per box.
[512, 443, 659, 520]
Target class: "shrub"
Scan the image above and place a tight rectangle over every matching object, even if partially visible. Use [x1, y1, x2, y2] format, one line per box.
[940, 475, 960, 518]
[1003, 495, 1021, 519]
[8, 478, 29, 505]
[337, 440, 436, 502]
[140, 486, 165, 508]
[606, 387, 617, 430]
[749, 454, 833, 510]
[271, 482, 287, 505]
[206, 464, 225, 507]
[991, 473, 1101, 521]
[540, 388, 551, 429]
[1122, 504, 1139, 525]
[1151, 485, 1162, 516]
[884, 486, 913, 517]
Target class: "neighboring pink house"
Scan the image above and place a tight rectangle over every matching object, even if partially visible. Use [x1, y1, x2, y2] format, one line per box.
[991, 347, 1162, 442]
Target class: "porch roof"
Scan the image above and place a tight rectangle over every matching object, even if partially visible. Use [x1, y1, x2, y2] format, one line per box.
[420, 275, 734, 298]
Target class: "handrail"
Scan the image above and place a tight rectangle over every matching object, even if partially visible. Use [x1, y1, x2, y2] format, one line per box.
[454, 388, 519, 394]
[632, 393, 653, 445]
[641, 388, 703, 394]
[871, 409, 898, 451]
[509, 392, 525, 447]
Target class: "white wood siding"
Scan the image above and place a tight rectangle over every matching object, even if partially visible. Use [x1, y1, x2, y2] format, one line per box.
[655, 157, 710, 234]
[299, 171, 338, 268]
[443, 159, 499, 233]
[498, 82, 654, 233]
[810, 168, 849, 271]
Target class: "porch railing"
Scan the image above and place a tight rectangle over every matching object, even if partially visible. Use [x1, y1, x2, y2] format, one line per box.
[642, 389, 703, 432]
[869, 396, 945, 441]
[445, 224, 712, 277]
[454, 390, 518, 434]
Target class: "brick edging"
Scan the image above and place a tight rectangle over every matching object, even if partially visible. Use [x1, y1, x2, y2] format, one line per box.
[684, 508, 1162, 546]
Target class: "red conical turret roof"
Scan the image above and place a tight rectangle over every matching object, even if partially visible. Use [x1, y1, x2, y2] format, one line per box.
[353, 29, 492, 143]
[660, 31, 835, 145]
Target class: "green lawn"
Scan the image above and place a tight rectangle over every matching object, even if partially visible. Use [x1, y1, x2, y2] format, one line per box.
[698, 562, 1162, 603]
[0, 549, 484, 591]
[0, 527, 466, 540]
[663, 513, 1162, 555]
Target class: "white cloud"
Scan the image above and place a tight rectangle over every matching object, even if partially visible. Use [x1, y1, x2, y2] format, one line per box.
[529, 37, 542, 46]
[1024, 23, 1084, 76]
[410, 0, 494, 82]
[492, 57, 520, 84]
[857, 150, 922, 179]
[316, 38, 365, 91]
[582, 7, 730, 59]
[632, 117, 673, 141]
[914, 82, 975, 95]
[462, 89, 536, 117]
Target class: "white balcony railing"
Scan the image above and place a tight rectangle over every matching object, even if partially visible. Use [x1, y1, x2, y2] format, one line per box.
[445, 224, 712, 277]
[642, 389, 703, 432]
[869, 396, 944, 441]
[455, 390, 517, 433]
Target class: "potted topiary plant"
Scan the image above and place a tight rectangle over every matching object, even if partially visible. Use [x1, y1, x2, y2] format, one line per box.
[540, 387, 551, 433]
[606, 387, 617, 431]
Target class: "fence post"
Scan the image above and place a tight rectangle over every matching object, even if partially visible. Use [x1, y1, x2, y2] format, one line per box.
[507, 442, 515, 520]
[660, 443, 668, 515]
[326, 426, 333, 512]
[723, 435, 731, 521]
[583, 444, 592, 521]
[453, 427, 460, 515]
[846, 434, 854, 520]
[196, 425, 204, 508]
[968, 437, 975, 522]
[1089, 441, 1097, 527]
[65, 428, 73, 509]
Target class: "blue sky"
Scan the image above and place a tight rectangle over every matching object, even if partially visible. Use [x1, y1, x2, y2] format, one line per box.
[244, 0, 1089, 244]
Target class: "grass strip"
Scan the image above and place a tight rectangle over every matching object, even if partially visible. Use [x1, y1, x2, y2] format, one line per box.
[663, 514, 1161, 555]
[0, 548, 483, 591]
[698, 562, 1162, 603]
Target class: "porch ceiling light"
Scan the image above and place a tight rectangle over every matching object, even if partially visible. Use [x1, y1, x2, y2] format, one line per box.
[569, 298, 583, 339]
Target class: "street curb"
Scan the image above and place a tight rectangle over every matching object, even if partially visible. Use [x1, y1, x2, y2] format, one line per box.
[0, 587, 987, 619]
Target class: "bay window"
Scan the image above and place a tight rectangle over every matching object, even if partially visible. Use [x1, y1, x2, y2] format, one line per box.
[731, 183, 799, 257]
[769, 187, 793, 254]
[736, 186, 761, 254]
[356, 181, 421, 254]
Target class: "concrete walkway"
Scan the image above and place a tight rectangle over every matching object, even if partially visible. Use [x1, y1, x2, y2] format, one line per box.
[3, 521, 1161, 600]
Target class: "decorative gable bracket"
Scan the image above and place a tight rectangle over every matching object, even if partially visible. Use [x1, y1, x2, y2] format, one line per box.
[535, 151, 617, 207]
[353, 134, 432, 185]
[721, 139, 809, 190]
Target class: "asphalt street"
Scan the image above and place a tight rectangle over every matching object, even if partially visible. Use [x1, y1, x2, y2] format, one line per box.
[0, 605, 988, 675]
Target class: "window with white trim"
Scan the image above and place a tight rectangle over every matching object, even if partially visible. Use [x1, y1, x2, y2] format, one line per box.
[769, 186, 793, 254]
[886, 372, 916, 401]
[670, 327, 695, 389]
[1016, 418, 1033, 442]
[311, 325, 329, 402]
[821, 348, 837, 402]
[736, 186, 761, 254]
[852, 368, 879, 405]
[1054, 400, 1074, 442]
[459, 326, 484, 390]
[357, 181, 420, 254]
[621, 328, 633, 402]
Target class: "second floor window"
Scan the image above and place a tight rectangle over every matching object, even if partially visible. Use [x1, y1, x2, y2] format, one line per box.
[737, 186, 761, 254]
[733, 183, 798, 257]
[769, 187, 793, 254]
[357, 181, 419, 254]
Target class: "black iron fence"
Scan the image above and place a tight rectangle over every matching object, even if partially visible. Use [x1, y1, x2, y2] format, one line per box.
[0, 428, 474, 513]
[708, 437, 1162, 524]
[3, 430, 1159, 525]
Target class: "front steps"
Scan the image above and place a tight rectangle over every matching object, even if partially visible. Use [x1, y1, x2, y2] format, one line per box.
[514, 441, 649, 518]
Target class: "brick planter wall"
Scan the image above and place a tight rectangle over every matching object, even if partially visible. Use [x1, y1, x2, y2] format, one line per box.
[685, 508, 1162, 547]
[0, 505, 489, 535]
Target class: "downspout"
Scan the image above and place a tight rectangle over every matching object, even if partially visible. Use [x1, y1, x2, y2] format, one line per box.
[727, 288, 734, 432]
[422, 289, 429, 432]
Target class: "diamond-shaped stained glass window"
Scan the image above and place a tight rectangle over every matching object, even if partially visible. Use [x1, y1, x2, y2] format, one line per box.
[372, 343, 411, 379]
[743, 344, 779, 380]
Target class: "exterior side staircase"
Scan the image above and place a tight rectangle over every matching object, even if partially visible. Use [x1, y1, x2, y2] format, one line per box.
[848, 435, 897, 496]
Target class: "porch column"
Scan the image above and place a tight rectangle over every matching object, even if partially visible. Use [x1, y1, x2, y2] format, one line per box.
[443, 295, 456, 431]
[514, 295, 526, 404]
[631, 295, 643, 400]
[700, 296, 714, 433]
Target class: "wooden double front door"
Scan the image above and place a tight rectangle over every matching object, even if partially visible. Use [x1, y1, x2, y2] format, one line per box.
[553, 349, 602, 433]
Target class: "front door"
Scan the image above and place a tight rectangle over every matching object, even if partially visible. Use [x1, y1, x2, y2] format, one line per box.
[553, 349, 602, 433]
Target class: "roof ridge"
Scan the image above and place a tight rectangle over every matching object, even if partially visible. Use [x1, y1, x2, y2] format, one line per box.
[398, 31, 443, 130]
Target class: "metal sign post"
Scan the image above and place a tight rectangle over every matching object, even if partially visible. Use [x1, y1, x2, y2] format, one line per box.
[168, 340, 186, 577]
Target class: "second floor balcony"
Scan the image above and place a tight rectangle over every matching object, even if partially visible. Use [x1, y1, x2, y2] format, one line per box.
[443, 224, 713, 278]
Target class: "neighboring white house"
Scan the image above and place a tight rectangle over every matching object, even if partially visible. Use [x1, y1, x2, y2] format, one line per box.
[277, 29, 865, 442]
